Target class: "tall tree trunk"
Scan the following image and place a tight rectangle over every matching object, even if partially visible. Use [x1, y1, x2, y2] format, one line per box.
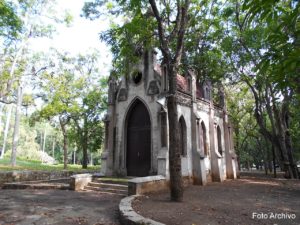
[284, 112, 299, 179]
[272, 144, 277, 178]
[149, 0, 189, 201]
[59, 117, 68, 170]
[90, 152, 93, 166]
[246, 80, 298, 179]
[0, 105, 12, 159]
[271, 91, 298, 179]
[11, 85, 23, 167]
[52, 137, 55, 159]
[235, 124, 241, 170]
[42, 125, 47, 163]
[167, 65, 183, 201]
[73, 150, 76, 165]
[82, 117, 88, 169]
[0, 104, 4, 133]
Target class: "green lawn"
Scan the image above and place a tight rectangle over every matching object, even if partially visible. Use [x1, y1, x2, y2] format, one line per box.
[0, 157, 99, 172]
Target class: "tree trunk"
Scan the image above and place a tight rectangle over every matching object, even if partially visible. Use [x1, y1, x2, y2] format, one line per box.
[0, 104, 4, 133]
[73, 151, 76, 165]
[11, 85, 23, 167]
[282, 103, 299, 179]
[59, 118, 68, 170]
[52, 137, 55, 159]
[90, 152, 93, 166]
[235, 124, 241, 170]
[149, 0, 189, 201]
[42, 125, 47, 163]
[82, 117, 88, 169]
[246, 80, 298, 179]
[272, 144, 277, 178]
[167, 65, 183, 202]
[0, 105, 12, 159]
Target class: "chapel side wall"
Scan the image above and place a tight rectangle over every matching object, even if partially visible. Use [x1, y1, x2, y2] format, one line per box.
[196, 101, 212, 178]
[213, 107, 227, 181]
[177, 104, 192, 177]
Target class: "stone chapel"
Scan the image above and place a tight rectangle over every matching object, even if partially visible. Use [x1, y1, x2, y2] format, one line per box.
[100, 50, 238, 185]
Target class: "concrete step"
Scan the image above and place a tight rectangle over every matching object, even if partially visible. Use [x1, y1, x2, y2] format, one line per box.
[84, 185, 128, 195]
[93, 178, 128, 185]
[88, 182, 127, 190]
[82, 188, 126, 196]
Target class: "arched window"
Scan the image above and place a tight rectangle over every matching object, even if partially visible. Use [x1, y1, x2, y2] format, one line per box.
[217, 126, 222, 155]
[196, 120, 200, 150]
[201, 122, 208, 156]
[179, 116, 187, 156]
[205, 87, 210, 100]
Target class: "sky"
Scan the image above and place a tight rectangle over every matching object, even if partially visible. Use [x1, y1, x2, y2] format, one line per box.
[31, 0, 112, 75]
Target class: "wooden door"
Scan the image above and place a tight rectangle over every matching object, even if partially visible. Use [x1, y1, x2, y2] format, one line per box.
[126, 100, 151, 176]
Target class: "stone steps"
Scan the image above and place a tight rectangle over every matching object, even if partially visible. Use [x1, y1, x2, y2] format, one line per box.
[84, 178, 128, 196]
[88, 181, 127, 190]
[93, 178, 129, 185]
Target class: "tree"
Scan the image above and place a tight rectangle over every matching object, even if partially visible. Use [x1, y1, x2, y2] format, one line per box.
[0, 0, 22, 42]
[38, 50, 106, 169]
[38, 53, 80, 169]
[70, 88, 106, 168]
[149, 0, 190, 202]
[68, 54, 107, 169]
[242, 0, 300, 97]
[219, 0, 299, 178]
[0, 0, 70, 166]
[0, 104, 12, 159]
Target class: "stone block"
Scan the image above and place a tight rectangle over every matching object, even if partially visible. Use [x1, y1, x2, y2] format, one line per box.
[70, 173, 92, 191]
[128, 175, 168, 196]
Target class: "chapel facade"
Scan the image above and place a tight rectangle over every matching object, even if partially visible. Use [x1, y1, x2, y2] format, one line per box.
[101, 50, 238, 184]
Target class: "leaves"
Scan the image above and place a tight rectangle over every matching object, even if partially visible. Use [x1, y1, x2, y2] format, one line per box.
[0, 0, 22, 38]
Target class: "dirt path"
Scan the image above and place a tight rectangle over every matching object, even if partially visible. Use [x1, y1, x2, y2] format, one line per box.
[0, 189, 122, 225]
[133, 173, 300, 225]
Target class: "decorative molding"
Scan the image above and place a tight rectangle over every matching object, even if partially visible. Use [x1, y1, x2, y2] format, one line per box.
[197, 103, 210, 113]
[214, 109, 223, 118]
[118, 88, 128, 102]
[176, 92, 192, 107]
[147, 80, 160, 95]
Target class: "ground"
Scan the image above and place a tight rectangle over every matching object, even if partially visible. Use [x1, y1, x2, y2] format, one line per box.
[0, 172, 299, 225]
[0, 189, 121, 225]
[133, 172, 300, 225]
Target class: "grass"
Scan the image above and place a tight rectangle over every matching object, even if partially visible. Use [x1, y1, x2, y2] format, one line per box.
[0, 157, 100, 172]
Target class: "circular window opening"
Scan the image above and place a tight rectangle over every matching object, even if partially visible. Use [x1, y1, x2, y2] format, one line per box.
[132, 71, 142, 84]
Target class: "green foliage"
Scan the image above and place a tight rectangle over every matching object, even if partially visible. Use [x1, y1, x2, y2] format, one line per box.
[0, 0, 22, 38]
[99, 11, 157, 76]
[35, 50, 107, 167]
[242, 0, 300, 95]
[0, 157, 99, 171]
[290, 99, 300, 161]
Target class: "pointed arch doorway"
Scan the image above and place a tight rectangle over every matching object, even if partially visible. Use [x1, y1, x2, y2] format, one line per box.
[126, 99, 151, 177]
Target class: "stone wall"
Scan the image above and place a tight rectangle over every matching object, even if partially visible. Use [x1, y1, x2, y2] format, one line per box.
[0, 171, 76, 186]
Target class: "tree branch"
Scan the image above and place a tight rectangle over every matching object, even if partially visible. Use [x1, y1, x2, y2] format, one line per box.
[149, 0, 170, 59]
[173, 0, 190, 67]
